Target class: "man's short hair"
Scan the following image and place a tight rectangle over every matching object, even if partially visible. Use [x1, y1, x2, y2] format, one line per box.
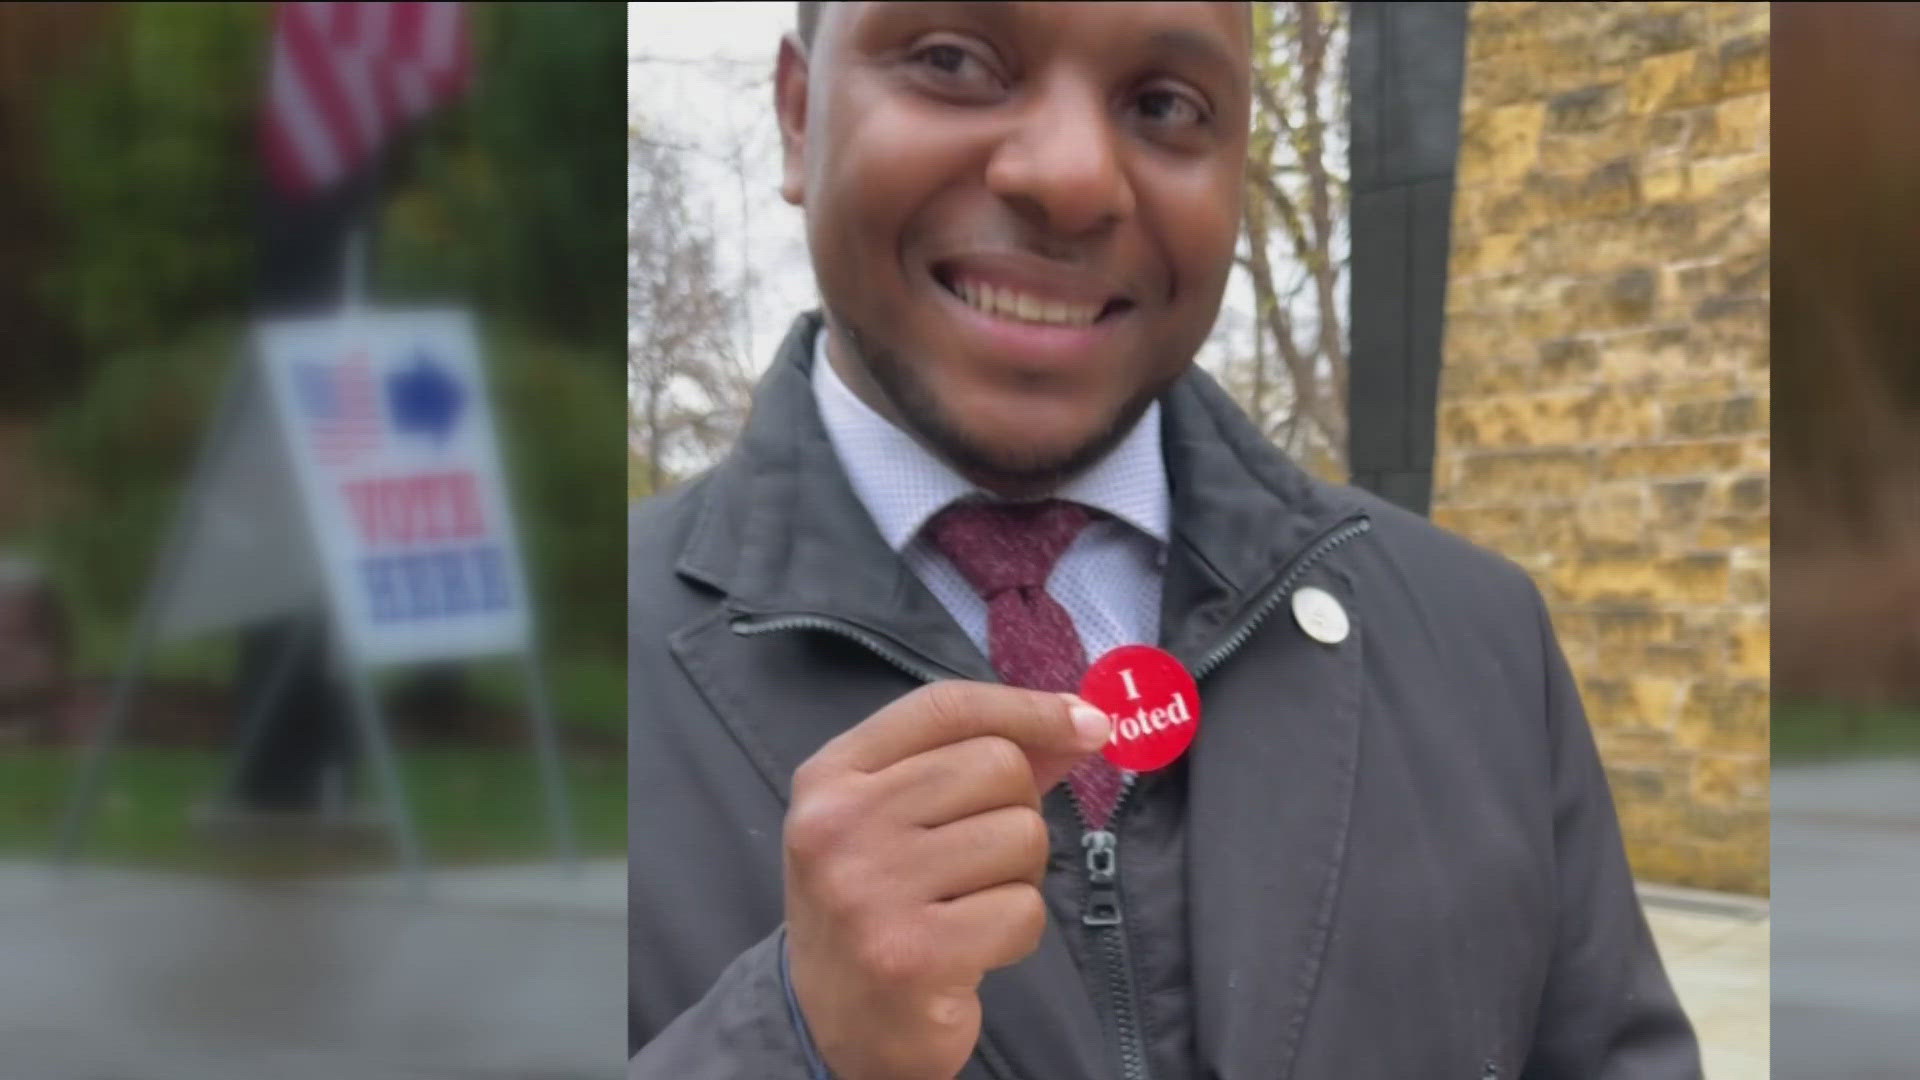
[797, 1, 823, 48]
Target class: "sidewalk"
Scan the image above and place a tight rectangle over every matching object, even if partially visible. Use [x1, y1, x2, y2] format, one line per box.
[3, 857, 1769, 1078]
[1772, 760, 1920, 1079]
[0, 858, 625, 1080]
[1642, 883, 1771, 1079]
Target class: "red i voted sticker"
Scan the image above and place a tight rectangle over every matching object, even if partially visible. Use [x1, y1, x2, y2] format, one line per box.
[1080, 644, 1200, 772]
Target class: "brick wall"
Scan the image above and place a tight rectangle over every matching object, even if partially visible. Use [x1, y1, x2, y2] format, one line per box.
[1432, 2, 1769, 895]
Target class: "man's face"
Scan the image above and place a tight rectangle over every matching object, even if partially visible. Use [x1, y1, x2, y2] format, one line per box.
[778, 1, 1251, 493]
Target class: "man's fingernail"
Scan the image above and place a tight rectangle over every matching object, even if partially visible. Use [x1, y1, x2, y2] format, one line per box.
[1063, 696, 1110, 747]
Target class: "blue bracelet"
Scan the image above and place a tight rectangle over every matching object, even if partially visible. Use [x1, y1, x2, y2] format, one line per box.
[779, 928, 833, 1080]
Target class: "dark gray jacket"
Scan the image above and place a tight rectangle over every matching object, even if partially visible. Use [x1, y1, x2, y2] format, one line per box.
[630, 312, 1701, 1079]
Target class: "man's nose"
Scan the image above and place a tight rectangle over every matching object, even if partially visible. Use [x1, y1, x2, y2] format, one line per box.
[984, 80, 1136, 238]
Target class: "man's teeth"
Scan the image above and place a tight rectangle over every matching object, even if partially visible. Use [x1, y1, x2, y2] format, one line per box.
[955, 278, 1102, 327]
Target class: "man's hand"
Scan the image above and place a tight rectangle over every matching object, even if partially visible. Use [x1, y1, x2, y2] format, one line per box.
[783, 681, 1111, 1080]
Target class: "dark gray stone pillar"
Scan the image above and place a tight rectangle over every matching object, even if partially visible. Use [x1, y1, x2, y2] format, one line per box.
[1347, 2, 1470, 515]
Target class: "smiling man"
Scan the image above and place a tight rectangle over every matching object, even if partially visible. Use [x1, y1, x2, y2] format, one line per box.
[629, 3, 1701, 1078]
[793, 0, 1243, 498]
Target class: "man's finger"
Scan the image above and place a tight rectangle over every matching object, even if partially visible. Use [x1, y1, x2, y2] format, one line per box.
[871, 735, 1042, 827]
[1026, 694, 1110, 795]
[927, 881, 1050, 975]
[908, 805, 1051, 900]
[821, 681, 1108, 776]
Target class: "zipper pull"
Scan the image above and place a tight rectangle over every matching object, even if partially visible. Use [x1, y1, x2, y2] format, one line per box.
[1082, 830, 1122, 926]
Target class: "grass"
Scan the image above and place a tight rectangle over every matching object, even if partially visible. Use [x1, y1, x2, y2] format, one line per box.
[1773, 698, 1920, 764]
[29, 616, 625, 746]
[0, 746, 624, 877]
[466, 650, 626, 739]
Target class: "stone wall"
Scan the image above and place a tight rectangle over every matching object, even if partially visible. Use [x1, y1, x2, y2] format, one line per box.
[1432, 1, 1769, 894]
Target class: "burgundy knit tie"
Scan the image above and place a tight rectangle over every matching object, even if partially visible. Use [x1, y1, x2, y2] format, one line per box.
[924, 498, 1129, 829]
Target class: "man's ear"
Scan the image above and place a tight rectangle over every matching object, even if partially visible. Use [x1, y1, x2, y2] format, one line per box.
[775, 32, 810, 207]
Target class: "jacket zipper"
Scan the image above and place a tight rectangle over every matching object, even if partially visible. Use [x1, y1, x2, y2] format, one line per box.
[1193, 515, 1372, 680]
[1075, 819, 1152, 1080]
[728, 515, 1372, 681]
[1061, 512, 1371, 1080]
[730, 511, 1371, 1080]
[730, 614, 956, 684]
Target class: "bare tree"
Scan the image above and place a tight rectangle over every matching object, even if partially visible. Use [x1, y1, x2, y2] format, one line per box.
[628, 115, 752, 496]
[1217, 1, 1350, 477]
[630, 53, 778, 388]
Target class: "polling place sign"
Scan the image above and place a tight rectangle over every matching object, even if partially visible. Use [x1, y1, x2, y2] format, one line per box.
[257, 307, 531, 666]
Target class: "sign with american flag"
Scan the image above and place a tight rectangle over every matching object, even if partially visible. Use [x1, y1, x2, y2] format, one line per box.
[257, 307, 531, 665]
[261, 1, 473, 198]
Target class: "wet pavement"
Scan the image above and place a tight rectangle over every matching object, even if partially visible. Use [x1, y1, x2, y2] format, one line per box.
[1643, 884, 1771, 1078]
[0, 859, 624, 1079]
[1772, 761, 1920, 1079]
[0, 854, 1778, 1078]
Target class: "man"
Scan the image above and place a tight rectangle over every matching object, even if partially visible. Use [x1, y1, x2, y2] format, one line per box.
[630, 2, 1701, 1077]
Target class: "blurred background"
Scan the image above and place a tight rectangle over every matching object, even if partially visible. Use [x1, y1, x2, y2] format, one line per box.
[628, 2, 1769, 1073]
[0, 3, 625, 1077]
[1771, 3, 1920, 1075]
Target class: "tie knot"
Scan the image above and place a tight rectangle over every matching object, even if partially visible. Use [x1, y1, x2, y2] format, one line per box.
[924, 498, 1093, 599]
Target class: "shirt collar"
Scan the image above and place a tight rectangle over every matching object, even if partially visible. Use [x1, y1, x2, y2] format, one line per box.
[811, 323, 1171, 554]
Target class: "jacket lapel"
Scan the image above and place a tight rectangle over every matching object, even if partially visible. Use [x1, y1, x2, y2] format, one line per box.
[671, 312, 1111, 1080]
[1184, 565, 1363, 1080]
[1157, 377, 1368, 1080]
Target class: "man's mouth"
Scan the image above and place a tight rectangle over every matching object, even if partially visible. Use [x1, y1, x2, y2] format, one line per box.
[931, 265, 1133, 329]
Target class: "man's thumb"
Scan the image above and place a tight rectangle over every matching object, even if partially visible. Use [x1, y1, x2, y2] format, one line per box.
[1027, 695, 1110, 794]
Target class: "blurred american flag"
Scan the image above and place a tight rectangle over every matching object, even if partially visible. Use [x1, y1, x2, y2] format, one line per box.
[260, 1, 473, 198]
[296, 351, 384, 465]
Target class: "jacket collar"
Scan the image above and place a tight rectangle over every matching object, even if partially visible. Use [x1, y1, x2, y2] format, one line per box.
[676, 310, 1361, 665]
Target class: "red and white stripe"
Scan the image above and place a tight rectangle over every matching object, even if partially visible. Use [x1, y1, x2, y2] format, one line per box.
[310, 352, 384, 466]
[261, 2, 472, 198]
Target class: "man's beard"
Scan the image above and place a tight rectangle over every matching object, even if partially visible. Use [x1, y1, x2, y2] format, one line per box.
[837, 315, 1163, 496]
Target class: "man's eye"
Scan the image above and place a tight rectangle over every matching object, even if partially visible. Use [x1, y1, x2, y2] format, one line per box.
[917, 43, 969, 74]
[1136, 87, 1206, 127]
[909, 41, 997, 87]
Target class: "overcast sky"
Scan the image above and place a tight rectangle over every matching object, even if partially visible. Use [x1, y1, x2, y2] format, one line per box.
[629, 2, 815, 377]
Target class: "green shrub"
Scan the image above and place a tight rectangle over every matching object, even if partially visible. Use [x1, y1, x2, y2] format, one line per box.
[35, 323, 237, 667]
[484, 324, 626, 667]
[36, 3, 263, 360]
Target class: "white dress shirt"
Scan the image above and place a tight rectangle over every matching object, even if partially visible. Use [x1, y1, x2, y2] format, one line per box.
[810, 323, 1170, 661]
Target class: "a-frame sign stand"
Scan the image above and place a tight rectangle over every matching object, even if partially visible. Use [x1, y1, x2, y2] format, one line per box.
[55, 251, 576, 890]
